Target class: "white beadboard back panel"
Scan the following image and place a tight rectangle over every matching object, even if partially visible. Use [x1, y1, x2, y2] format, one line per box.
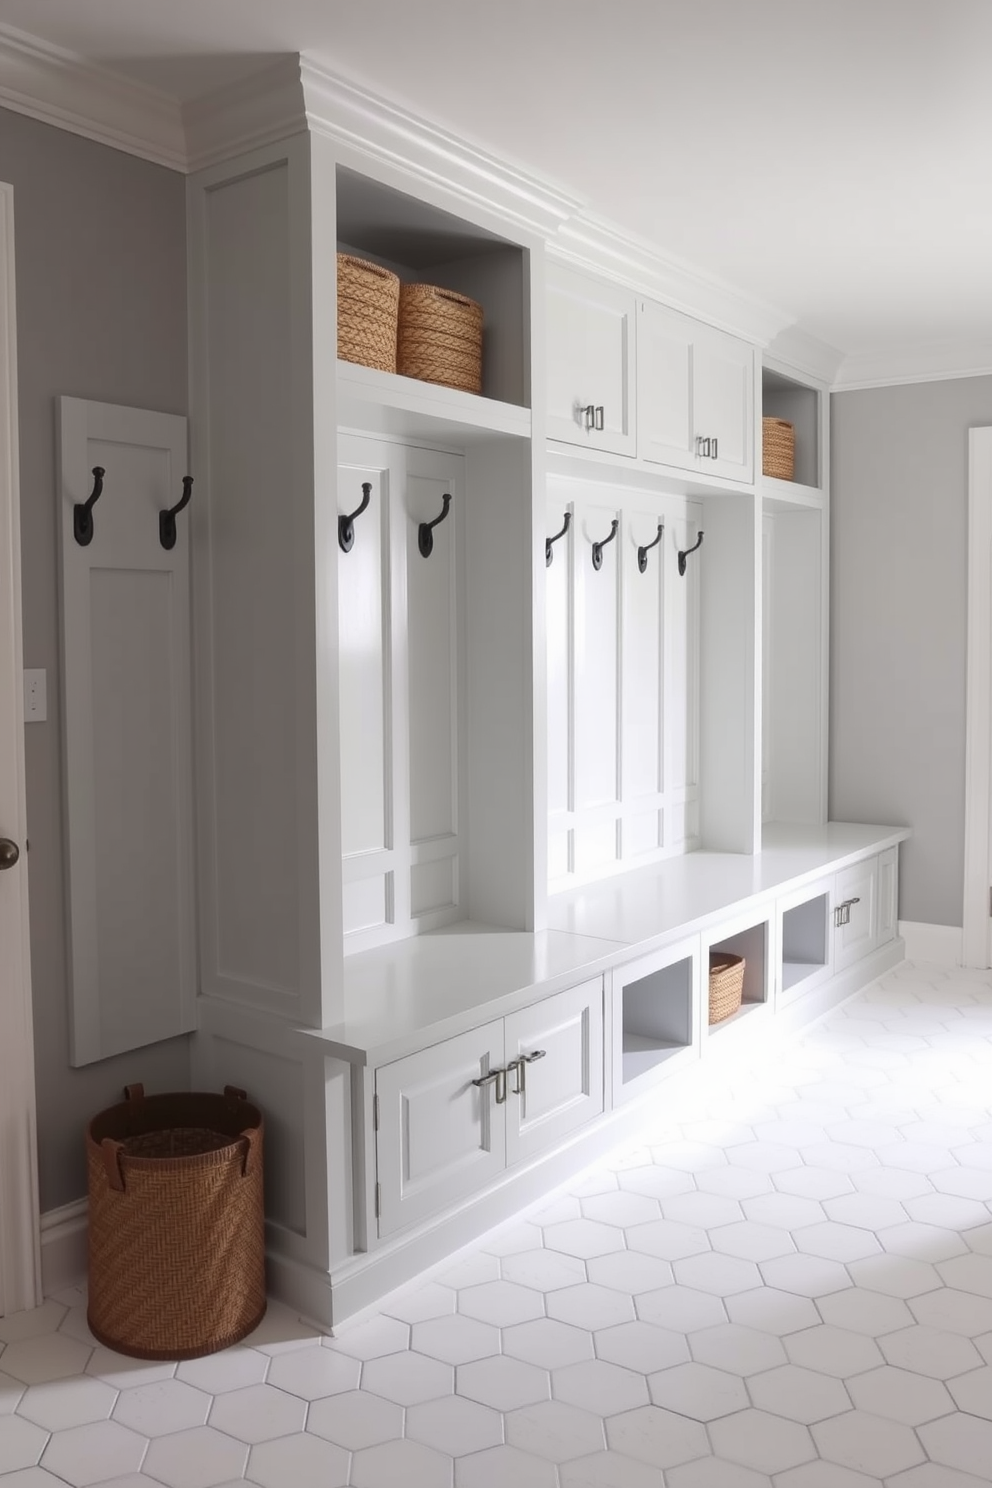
[338, 435, 464, 953]
[57, 398, 194, 1066]
[548, 478, 701, 891]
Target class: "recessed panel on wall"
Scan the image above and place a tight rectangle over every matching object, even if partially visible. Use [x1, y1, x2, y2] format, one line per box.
[406, 472, 458, 846]
[574, 502, 620, 812]
[58, 398, 195, 1066]
[341, 874, 390, 936]
[338, 466, 389, 859]
[622, 510, 664, 802]
[665, 508, 701, 799]
[546, 497, 571, 819]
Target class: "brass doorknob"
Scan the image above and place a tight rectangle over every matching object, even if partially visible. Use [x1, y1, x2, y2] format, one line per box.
[0, 837, 20, 870]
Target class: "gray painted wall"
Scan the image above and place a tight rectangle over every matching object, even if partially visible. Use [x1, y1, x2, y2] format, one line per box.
[0, 109, 191, 1211]
[831, 376, 992, 928]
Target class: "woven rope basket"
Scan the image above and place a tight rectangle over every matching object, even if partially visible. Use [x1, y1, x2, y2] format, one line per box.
[337, 254, 400, 373]
[708, 952, 745, 1025]
[762, 417, 796, 481]
[86, 1085, 266, 1360]
[398, 283, 483, 394]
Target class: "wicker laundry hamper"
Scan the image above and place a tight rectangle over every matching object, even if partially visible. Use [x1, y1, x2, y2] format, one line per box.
[337, 253, 400, 373]
[86, 1084, 266, 1360]
[708, 952, 745, 1025]
[397, 282, 483, 393]
[762, 417, 795, 480]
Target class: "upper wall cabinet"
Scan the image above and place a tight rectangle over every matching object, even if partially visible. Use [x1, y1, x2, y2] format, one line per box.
[546, 262, 636, 456]
[638, 299, 755, 484]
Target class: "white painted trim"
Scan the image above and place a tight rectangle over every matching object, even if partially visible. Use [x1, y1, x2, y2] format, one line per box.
[834, 341, 992, 392]
[963, 427, 992, 967]
[899, 920, 963, 968]
[40, 1200, 88, 1297]
[0, 180, 42, 1317]
[182, 56, 308, 172]
[0, 22, 185, 171]
[764, 326, 844, 388]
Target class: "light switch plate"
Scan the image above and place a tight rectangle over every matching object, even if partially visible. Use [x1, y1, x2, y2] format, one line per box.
[24, 668, 47, 722]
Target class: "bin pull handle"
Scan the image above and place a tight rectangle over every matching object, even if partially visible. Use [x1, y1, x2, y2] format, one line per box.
[123, 1083, 145, 1102]
[224, 1085, 248, 1104]
[101, 1137, 126, 1192]
[239, 1126, 260, 1178]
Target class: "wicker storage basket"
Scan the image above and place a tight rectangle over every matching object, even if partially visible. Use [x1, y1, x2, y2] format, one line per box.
[762, 417, 796, 480]
[708, 952, 745, 1025]
[337, 254, 400, 373]
[86, 1084, 266, 1360]
[397, 282, 483, 393]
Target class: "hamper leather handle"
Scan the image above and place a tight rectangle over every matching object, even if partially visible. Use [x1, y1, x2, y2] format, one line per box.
[123, 1083, 145, 1102]
[101, 1137, 126, 1192]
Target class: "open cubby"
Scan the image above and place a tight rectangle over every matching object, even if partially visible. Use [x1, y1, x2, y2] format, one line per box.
[782, 893, 830, 996]
[336, 166, 529, 409]
[761, 368, 820, 490]
[707, 921, 768, 1034]
[619, 955, 694, 1086]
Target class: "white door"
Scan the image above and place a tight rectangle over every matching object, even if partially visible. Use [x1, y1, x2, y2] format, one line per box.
[546, 263, 635, 455]
[504, 980, 604, 1166]
[637, 298, 695, 472]
[375, 1021, 505, 1238]
[692, 323, 754, 483]
[0, 182, 42, 1316]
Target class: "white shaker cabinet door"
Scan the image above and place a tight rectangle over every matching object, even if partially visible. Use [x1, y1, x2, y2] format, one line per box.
[547, 262, 635, 456]
[375, 1022, 505, 1238]
[637, 298, 696, 472]
[833, 859, 878, 972]
[504, 980, 604, 1167]
[692, 322, 755, 483]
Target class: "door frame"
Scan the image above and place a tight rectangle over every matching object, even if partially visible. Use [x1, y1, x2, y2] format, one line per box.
[963, 426, 992, 967]
[0, 180, 42, 1315]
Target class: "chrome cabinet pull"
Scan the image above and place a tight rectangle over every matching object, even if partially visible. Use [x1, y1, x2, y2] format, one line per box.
[508, 1049, 547, 1097]
[472, 1067, 507, 1104]
[582, 403, 596, 430]
[711, 436, 719, 460]
[833, 896, 861, 928]
[595, 406, 604, 431]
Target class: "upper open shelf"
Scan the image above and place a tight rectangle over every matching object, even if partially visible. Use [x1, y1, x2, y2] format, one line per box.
[337, 360, 531, 446]
[762, 366, 822, 491]
[337, 166, 530, 411]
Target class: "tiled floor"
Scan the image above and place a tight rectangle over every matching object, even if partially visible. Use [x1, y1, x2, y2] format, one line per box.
[5, 961, 992, 1486]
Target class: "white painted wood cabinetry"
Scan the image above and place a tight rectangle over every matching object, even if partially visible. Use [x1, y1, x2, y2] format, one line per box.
[546, 262, 635, 455]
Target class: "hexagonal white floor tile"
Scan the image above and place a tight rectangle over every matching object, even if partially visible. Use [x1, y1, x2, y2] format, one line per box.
[772, 1168, 854, 1200]
[458, 1280, 544, 1326]
[307, 1386, 403, 1449]
[412, 1315, 500, 1366]
[558, 1447, 676, 1485]
[909, 1193, 992, 1229]
[437, 1253, 501, 1289]
[793, 1222, 880, 1262]
[407, 1393, 502, 1456]
[481, 1222, 543, 1258]
[948, 1363, 992, 1418]
[382, 1282, 457, 1324]
[660, 1192, 744, 1229]
[499, 1249, 586, 1293]
[594, 1320, 689, 1373]
[689, 1323, 787, 1375]
[625, 1219, 710, 1261]
[759, 1253, 852, 1298]
[724, 1286, 820, 1336]
[666, 1457, 773, 1487]
[361, 1349, 454, 1406]
[207, 1380, 306, 1443]
[647, 1361, 747, 1420]
[727, 1142, 801, 1175]
[616, 1167, 695, 1200]
[580, 1193, 660, 1228]
[783, 1326, 883, 1379]
[812, 1409, 925, 1477]
[111, 1378, 209, 1437]
[606, 1403, 709, 1469]
[351, 1436, 453, 1487]
[502, 1317, 592, 1369]
[847, 1363, 953, 1425]
[741, 1194, 826, 1230]
[457, 1355, 549, 1412]
[2, 1334, 93, 1385]
[141, 1425, 249, 1487]
[696, 1166, 773, 1200]
[0, 1302, 67, 1344]
[264, 1343, 359, 1399]
[548, 1283, 634, 1331]
[175, 1347, 266, 1395]
[672, 1253, 761, 1297]
[85, 1348, 176, 1392]
[747, 1363, 850, 1423]
[879, 1221, 968, 1262]
[885, 1466, 992, 1488]
[551, 1359, 649, 1416]
[456, 1443, 557, 1487]
[709, 1408, 815, 1475]
[240, 1304, 321, 1355]
[0, 1416, 48, 1472]
[0, 1372, 25, 1415]
[774, 1463, 879, 1488]
[635, 1283, 726, 1332]
[39, 1420, 147, 1486]
[247, 1431, 349, 1488]
[505, 1399, 604, 1462]
[909, 1286, 992, 1336]
[585, 1250, 672, 1295]
[17, 1376, 116, 1431]
[940, 1251, 992, 1296]
[816, 1286, 913, 1337]
[324, 1314, 409, 1361]
[879, 1323, 984, 1378]
[711, 1222, 795, 1262]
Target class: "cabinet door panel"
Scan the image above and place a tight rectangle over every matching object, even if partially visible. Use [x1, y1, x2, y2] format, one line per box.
[505, 981, 604, 1166]
[693, 325, 754, 482]
[834, 860, 878, 971]
[637, 299, 695, 471]
[877, 848, 898, 945]
[547, 264, 635, 455]
[376, 1022, 505, 1238]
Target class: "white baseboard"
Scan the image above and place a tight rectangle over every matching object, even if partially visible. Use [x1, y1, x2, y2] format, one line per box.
[40, 1199, 88, 1296]
[898, 920, 963, 966]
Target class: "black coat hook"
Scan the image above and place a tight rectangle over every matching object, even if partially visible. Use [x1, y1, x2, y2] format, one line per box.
[73, 466, 105, 547]
[339, 482, 372, 553]
[591, 518, 619, 571]
[159, 476, 193, 551]
[678, 530, 704, 576]
[546, 511, 572, 567]
[419, 492, 452, 558]
[637, 523, 665, 574]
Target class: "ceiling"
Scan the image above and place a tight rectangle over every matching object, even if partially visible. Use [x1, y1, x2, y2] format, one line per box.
[1, 0, 990, 368]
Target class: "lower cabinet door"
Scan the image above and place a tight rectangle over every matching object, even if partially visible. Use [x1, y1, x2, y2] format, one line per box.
[375, 1021, 505, 1239]
[877, 847, 898, 946]
[504, 980, 604, 1167]
[834, 859, 878, 972]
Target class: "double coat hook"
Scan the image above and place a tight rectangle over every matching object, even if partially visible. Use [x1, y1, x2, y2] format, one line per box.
[419, 493, 452, 558]
[159, 476, 193, 551]
[637, 523, 664, 574]
[678, 530, 704, 576]
[73, 467, 105, 547]
[591, 519, 619, 571]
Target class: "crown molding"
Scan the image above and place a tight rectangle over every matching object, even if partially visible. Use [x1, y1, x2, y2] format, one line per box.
[0, 22, 185, 170]
[183, 56, 308, 173]
[834, 339, 992, 391]
[763, 325, 844, 387]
